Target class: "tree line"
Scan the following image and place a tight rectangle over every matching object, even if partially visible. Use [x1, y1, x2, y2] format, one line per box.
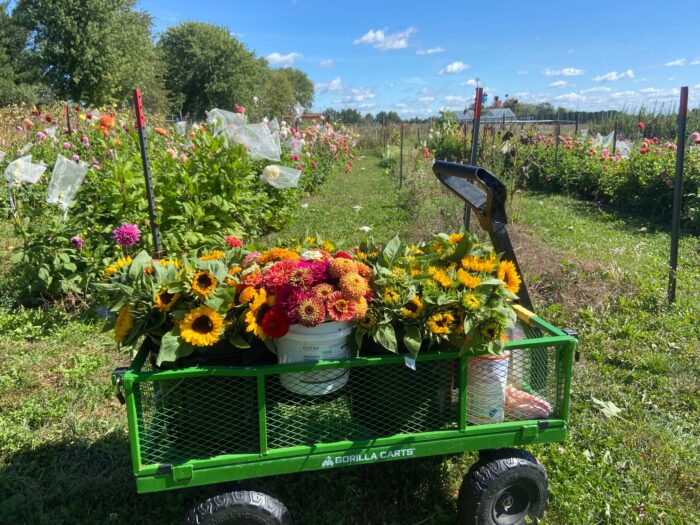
[0, 0, 314, 118]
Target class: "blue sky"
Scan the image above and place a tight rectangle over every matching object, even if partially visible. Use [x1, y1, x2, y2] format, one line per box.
[141, 0, 700, 117]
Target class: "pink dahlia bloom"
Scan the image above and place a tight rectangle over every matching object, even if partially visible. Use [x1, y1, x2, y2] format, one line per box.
[112, 223, 141, 247]
[276, 285, 307, 322]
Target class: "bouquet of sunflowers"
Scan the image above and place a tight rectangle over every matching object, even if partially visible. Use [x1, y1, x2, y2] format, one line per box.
[97, 231, 521, 365]
[353, 231, 520, 357]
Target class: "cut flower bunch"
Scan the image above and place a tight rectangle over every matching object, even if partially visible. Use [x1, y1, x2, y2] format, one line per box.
[97, 231, 521, 365]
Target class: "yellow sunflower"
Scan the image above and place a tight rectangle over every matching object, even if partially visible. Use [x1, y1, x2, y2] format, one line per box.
[457, 269, 481, 289]
[461, 255, 495, 273]
[497, 260, 521, 294]
[461, 294, 481, 311]
[383, 288, 401, 305]
[114, 306, 133, 342]
[154, 289, 181, 312]
[238, 286, 257, 304]
[449, 233, 464, 245]
[104, 256, 132, 278]
[431, 269, 454, 288]
[401, 296, 424, 319]
[480, 320, 502, 341]
[200, 250, 225, 261]
[257, 247, 300, 265]
[426, 312, 454, 335]
[244, 290, 268, 339]
[359, 312, 377, 330]
[191, 270, 218, 299]
[179, 306, 224, 347]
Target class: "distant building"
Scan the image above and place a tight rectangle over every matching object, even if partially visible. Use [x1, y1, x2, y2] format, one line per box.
[454, 108, 516, 125]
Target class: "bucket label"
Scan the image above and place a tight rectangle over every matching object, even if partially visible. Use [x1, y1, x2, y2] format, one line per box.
[321, 448, 416, 468]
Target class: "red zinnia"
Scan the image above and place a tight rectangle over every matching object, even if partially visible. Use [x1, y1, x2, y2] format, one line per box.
[225, 235, 243, 248]
[261, 309, 290, 338]
[638, 122, 645, 130]
[334, 251, 353, 260]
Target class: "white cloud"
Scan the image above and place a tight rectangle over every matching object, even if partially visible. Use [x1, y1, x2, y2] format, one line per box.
[549, 80, 573, 88]
[341, 87, 376, 103]
[691, 60, 700, 65]
[416, 46, 445, 55]
[593, 69, 635, 82]
[419, 96, 435, 103]
[543, 67, 585, 77]
[444, 95, 468, 104]
[315, 77, 343, 94]
[517, 70, 528, 75]
[395, 102, 408, 109]
[266, 52, 303, 66]
[320, 58, 335, 68]
[462, 79, 478, 87]
[554, 92, 585, 102]
[581, 86, 612, 93]
[353, 27, 416, 51]
[610, 90, 636, 100]
[664, 58, 686, 67]
[439, 61, 469, 75]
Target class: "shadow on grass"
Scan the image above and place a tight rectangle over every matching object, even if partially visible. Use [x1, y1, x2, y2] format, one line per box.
[1, 433, 462, 525]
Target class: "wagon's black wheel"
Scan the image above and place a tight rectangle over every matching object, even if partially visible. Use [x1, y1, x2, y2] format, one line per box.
[457, 448, 548, 525]
[186, 489, 292, 525]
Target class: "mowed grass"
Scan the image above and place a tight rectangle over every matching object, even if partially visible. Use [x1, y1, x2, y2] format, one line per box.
[0, 154, 698, 524]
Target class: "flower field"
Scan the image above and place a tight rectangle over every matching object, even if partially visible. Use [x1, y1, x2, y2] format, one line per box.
[0, 104, 354, 304]
[425, 112, 700, 233]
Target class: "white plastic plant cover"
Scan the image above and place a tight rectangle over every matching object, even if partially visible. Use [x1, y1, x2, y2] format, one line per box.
[46, 154, 89, 210]
[44, 126, 59, 140]
[616, 140, 631, 158]
[233, 123, 281, 161]
[19, 142, 33, 155]
[175, 121, 187, 136]
[579, 129, 589, 139]
[0, 150, 5, 163]
[4, 155, 46, 187]
[206, 108, 247, 137]
[267, 118, 281, 152]
[291, 102, 305, 122]
[592, 131, 615, 148]
[260, 164, 301, 189]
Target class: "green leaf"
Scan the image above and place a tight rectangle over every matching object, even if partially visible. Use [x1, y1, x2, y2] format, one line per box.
[128, 250, 153, 279]
[592, 397, 624, 418]
[156, 329, 195, 366]
[227, 333, 250, 349]
[403, 324, 422, 357]
[204, 286, 235, 311]
[381, 235, 401, 264]
[375, 323, 398, 353]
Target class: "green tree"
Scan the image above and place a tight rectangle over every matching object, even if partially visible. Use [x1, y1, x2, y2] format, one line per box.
[278, 67, 314, 108]
[14, 0, 164, 106]
[364, 113, 375, 123]
[158, 22, 264, 118]
[262, 68, 295, 119]
[338, 108, 361, 124]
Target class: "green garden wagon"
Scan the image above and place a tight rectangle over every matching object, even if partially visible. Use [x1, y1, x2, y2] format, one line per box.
[112, 161, 578, 525]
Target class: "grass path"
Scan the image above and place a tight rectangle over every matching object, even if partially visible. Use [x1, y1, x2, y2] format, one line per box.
[266, 153, 409, 245]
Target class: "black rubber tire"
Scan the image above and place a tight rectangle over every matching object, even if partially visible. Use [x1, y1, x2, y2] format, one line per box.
[186, 490, 292, 525]
[457, 448, 548, 525]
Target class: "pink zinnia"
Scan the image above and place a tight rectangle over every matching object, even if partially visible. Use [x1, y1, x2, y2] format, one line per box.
[296, 296, 326, 327]
[242, 251, 260, 267]
[70, 236, 84, 250]
[326, 291, 355, 322]
[112, 223, 141, 247]
[225, 235, 242, 248]
[299, 260, 329, 283]
[290, 153, 300, 162]
[276, 285, 307, 322]
[312, 283, 336, 303]
[234, 104, 245, 114]
[63, 142, 72, 149]
[288, 267, 314, 289]
[263, 260, 298, 294]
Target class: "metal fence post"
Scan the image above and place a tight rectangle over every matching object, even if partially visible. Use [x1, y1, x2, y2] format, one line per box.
[612, 121, 618, 155]
[668, 86, 689, 304]
[399, 122, 404, 188]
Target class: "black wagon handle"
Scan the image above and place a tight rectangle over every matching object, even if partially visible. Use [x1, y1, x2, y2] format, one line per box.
[432, 160, 533, 311]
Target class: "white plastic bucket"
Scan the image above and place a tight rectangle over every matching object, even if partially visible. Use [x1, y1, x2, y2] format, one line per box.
[275, 321, 352, 395]
[467, 352, 510, 424]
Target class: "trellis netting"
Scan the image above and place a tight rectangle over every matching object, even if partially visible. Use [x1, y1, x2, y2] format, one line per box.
[267, 118, 281, 152]
[259, 164, 301, 189]
[46, 154, 89, 211]
[233, 123, 281, 161]
[175, 121, 187, 136]
[4, 155, 46, 187]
